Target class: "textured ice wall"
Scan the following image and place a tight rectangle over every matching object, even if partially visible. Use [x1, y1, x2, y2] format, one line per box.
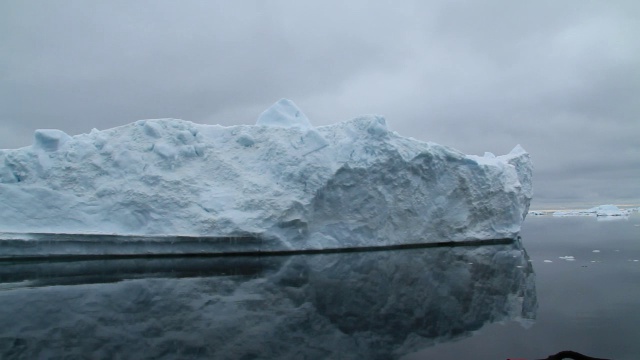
[0, 99, 532, 249]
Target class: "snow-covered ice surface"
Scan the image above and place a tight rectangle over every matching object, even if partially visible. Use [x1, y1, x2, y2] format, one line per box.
[0, 99, 532, 255]
[0, 240, 536, 359]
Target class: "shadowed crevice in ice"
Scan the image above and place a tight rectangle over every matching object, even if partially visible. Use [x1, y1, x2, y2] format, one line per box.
[0, 232, 265, 259]
[0, 231, 514, 259]
[0, 256, 285, 288]
[0, 239, 536, 359]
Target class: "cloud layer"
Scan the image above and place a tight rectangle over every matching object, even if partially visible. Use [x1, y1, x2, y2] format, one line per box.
[2, 0, 639, 208]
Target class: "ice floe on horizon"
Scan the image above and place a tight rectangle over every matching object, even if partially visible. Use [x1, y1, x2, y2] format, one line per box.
[529, 205, 639, 217]
[553, 204, 630, 218]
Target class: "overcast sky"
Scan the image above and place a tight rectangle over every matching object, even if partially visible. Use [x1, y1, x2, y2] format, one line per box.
[1, 0, 638, 209]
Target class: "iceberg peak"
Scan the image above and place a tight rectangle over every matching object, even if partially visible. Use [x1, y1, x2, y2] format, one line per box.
[33, 129, 71, 152]
[255, 98, 312, 130]
[509, 144, 527, 156]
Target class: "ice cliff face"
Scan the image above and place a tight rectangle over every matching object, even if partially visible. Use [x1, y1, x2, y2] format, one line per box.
[0, 99, 532, 249]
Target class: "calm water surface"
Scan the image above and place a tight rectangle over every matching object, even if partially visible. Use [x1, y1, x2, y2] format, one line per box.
[411, 213, 640, 360]
[0, 214, 638, 359]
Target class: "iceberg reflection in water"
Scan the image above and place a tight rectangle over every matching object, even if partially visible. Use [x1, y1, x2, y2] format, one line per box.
[0, 239, 536, 359]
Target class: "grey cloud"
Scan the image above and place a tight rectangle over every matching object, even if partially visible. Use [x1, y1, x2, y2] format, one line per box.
[1, 0, 638, 207]
[1, 1, 396, 137]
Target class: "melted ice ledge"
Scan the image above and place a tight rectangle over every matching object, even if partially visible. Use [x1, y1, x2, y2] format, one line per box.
[0, 99, 532, 250]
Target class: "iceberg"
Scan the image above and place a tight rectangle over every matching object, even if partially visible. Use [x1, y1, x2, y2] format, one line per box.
[0, 99, 532, 255]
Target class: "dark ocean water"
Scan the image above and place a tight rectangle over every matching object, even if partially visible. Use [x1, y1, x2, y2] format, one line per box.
[0, 213, 638, 359]
[410, 213, 640, 360]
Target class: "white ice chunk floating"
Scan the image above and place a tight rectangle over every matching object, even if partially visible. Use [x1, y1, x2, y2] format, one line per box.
[591, 204, 629, 217]
[553, 204, 630, 217]
[0, 99, 533, 256]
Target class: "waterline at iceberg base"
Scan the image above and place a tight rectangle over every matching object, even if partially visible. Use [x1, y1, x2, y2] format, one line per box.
[0, 240, 536, 360]
[0, 99, 532, 255]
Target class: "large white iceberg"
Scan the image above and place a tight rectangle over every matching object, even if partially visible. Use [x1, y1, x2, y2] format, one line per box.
[0, 99, 532, 253]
